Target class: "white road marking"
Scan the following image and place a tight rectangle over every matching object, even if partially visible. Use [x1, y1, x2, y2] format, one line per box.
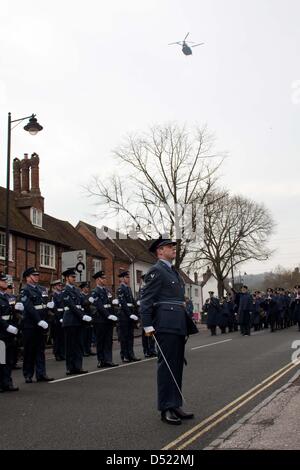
[191, 338, 233, 350]
[50, 357, 156, 383]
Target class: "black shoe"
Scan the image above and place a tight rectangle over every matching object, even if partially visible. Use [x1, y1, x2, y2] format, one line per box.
[173, 407, 194, 420]
[36, 376, 54, 382]
[55, 357, 63, 361]
[161, 409, 182, 425]
[150, 352, 157, 357]
[0, 385, 19, 392]
[144, 353, 151, 358]
[74, 369, 88, 374]
[101, 362, 119, 368]
[25, 377, 33, 383]
[122, 358, 131, 363]
[130, 357, 141, 362]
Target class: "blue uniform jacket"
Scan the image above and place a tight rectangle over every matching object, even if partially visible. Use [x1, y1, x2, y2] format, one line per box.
[62, 284, 84, 327]
[90, 286, 113, 323]
[140, 260, 188, 336]
[20, 284, 49, 329]
[117, 283, 136, 322]
[0, 291, 14, 339]
[52, 291, 65, 324]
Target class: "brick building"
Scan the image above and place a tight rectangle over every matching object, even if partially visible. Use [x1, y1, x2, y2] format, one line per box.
[0, 153, 103, 288]
[76, 222, 156, 295]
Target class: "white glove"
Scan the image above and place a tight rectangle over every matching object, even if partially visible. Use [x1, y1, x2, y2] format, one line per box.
[15, 302, 24, 311]
[144, 326, 155, 334]
[38, 320, 48, 329]
[112, 299, 119, 305]
[108, 315, 118, 321]
[47, 301, 55, 309]
[130, 314, 138, 321]
[137, 300, 141, 306]
[6, 325, 18, 335]
[88, 296, 95, 304]
[82, 315, 92, 322]
[60, 318, 63, 323]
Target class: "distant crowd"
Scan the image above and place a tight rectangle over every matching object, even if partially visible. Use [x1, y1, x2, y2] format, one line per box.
[202, 285, 300, 336]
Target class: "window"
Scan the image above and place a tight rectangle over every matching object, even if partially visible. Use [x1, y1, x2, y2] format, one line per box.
[40, 243, 55, 268]
[0, 233, 13, 261]
[30, 207, 43, 227]
[93, 259, 102, 274]
[136, 270, 143, 284]
[194, 288, 199, 297]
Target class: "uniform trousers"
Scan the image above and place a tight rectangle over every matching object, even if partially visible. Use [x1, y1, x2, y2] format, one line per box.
[156, 333, 185, 412]
[119, 321, 134, 360]
[0, 338, 15, 387]
[64, 326, 83, 372]
[94, 322, 114, 363]
[22, 328, 46, 379]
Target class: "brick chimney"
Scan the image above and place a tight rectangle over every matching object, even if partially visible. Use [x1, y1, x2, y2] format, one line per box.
[20, 154, 30, 193]
[13, 158, 21, 194]
[30, 153, 41, 195]
[15, 152, 44, 218]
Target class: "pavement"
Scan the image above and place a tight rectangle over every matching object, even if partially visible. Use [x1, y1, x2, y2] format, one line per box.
[206, 368, 300, 450]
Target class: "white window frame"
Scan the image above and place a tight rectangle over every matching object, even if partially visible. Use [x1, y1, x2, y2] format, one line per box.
[40, 242, 56, 269]
[0, 233, 13, 261]
[93, 258, 102, 274]
[30, 207, 43, 228]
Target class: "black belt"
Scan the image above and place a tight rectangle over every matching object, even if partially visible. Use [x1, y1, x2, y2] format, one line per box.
[153, 301, 185, 307]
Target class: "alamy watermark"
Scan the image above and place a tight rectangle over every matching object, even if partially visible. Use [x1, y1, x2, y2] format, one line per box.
[291, 340, 300, 365]
[291, 80, 300, 105]
[95, 203, 205, 242]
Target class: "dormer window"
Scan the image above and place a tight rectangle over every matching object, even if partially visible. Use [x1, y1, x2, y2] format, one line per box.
[30, 207, 43, 227]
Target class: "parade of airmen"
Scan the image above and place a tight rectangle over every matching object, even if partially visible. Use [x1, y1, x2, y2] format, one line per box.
[1, 239, 300, 425]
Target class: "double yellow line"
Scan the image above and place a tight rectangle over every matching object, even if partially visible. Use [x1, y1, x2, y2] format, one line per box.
[162, 361, 298, 450]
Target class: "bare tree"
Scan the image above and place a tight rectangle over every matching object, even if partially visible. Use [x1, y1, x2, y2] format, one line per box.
[263, 266, 300, 291]
[87, 123, 225, 268]
[188, 192, 276, 296]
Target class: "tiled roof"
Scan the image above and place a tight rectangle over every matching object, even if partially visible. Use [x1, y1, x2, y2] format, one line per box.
[0, 187, 102, 258]
[77, 222, 156, 263]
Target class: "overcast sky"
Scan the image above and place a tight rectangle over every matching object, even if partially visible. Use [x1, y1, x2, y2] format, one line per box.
[1, 0, 299, 275]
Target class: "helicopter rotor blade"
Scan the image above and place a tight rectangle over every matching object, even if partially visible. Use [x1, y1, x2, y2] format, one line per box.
[191, 42, 205, 48]
[184, 32, 190, 41]
[168, 41, 182, 46]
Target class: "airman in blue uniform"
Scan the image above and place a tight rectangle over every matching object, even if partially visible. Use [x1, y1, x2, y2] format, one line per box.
[62, 268, 92, 375]
[238, 285, 253, 336]
[20, 267, 54, 383]
[0, 273, 19, 392]
[89, 271, 119, 368]
[50, 279, 65, 361]
[79, 282, 95, 357]
[140, 238, 197, 425]
[117, 271, 140, 363]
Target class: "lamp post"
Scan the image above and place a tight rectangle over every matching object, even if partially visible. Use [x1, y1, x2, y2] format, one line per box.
[5, 113, 43, 274]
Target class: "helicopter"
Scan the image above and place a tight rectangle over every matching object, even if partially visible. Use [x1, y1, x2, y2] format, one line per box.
[169, 32, 204, 56]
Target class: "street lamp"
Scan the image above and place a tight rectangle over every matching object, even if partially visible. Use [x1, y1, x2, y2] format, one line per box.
[5, 112, 43, 274]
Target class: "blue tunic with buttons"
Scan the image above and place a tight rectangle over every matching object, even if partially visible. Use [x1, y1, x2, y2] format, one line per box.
[140, 260, 187, 336]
